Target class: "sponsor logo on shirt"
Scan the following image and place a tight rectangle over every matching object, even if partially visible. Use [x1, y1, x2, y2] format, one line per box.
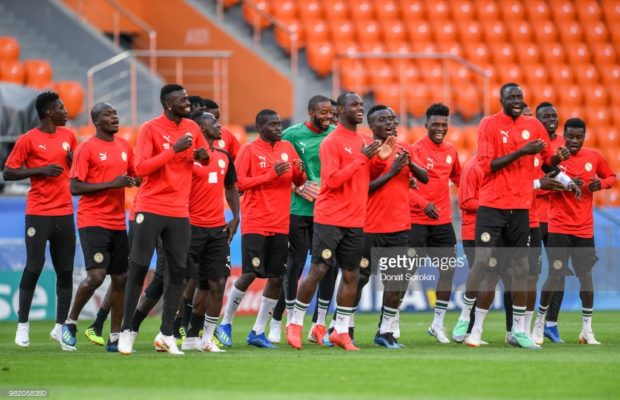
[585, 162, 593, 172]
[62, 142, 70, 151]
[522, 130, 530, 140]
[446, 155, 452, 164]
[281, 153, 289, 162]
[217, 139, 225, 148]
[99, 152, 107, 161]
[426, 157, 434, 170]
[258, 155, 267, 168]
[344, 147, 352, 155]
[218, 159, 226, 168]
[298, 141, 306, 154]
[501, 130, 509, 144]
[162, 135, 171, 143]
[38, 144, 47, 151]
[121, 152, 128, 162]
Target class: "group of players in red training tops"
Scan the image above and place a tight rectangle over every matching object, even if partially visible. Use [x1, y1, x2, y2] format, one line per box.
[6, 82, 615, 354]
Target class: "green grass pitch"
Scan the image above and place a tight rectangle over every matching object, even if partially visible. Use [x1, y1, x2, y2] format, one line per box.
[1, 311, 619, 399]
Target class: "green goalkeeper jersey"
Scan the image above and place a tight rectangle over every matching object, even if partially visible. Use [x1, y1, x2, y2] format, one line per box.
[282, 122, 335, 216]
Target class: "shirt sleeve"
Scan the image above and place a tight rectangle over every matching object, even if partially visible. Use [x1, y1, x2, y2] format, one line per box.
[476, 117, 494, 175]
[5, 134, 31, 169]
[409, 188, 429, 210]
[459, 163, 480, 212]
[536, 119, 553, 165]
[234, 145, 278, 191]
[289, 145, 307, 187]
[134, 123, 176, 177]
[69, 142, 90, 181]
[223, 151, 237, 185]
[596, 152, 617, 189]
[69, 132, 77, 151]
[450, 149, 462, 188]
[126, 145, 137, 178]
[320, 139, 369, 190]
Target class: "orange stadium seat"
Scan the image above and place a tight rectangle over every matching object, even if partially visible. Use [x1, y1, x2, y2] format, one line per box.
[481, 20, 508, 43]
[408, 125, 427, 143]
[573, 64, 601, 86]
[368, 61, 395, 88]
[462, 126, 479, 149]
[514, 42, 541, 65]
[303, 20, 329, 41]
[0, 60, 25, 84]
[272, 0, 297, 22]
[541, 42, 566, 64]
[524, 64, 549, 85]
[585, 106, 610, 130]
[78, 125, 95, 142]
[298, 0, 323, 20]
[558, 84, 583, 105]
[54, 81, 84, 119]
[406, 20, 432, 42]
[530, 83, 557, 105]
[374, 84, 402, 113]
[242, 0, 271, 30]
[486, 82, 503, 114]
[452, 0, 475, 20]
[590, 43, 617, 65]
[457, 20, 482, 42]
[306, 40, 333, 76]
[576, 0, 603, 22]
[602, 0, 620, 24]
[420, 61, 443, 85]
[507, 20, 533, 43]
[548, 63, 574, 85]
[500, 0, 526, 21]
[322, 0, 349, 20]
[400, 0, 425, 21]
[584, 21, 609, 44]
[406, 84, 429, 117]
[275, 21, 303, 52]
[550, 0, 577, 22]
[23, 60, 52, 89]
[381, 20, 407, 42]
[334, 40, 359, 56]
[464, 42, 491, 66]
[597, 126, 620, 148]
[338, 59, 367, 93]
[475, 0, 501, 20]
[532, 20, 558, 43]
[449, 64, 473, 85]
[453, 81, 482, 120]
[524, 0, 551, 21]
[426, 0, 451, 20]
[399, 60, 422, 85]
[558, 20, 583, 43]
[599, 64, 620, 86]
[375, 0, 400, 20]
[356, 20, 381, 42]
[583, 84, 609, 106]
[330, 20, 355, 42]
[115, 125, 137, 147]
[0, 36, 19, 62]
[565, 42, 592, 64]
[349, 0, 375, 20]
[436, 40, 462, 57]
[497, 63, 523, 83]
[432, 21, 457, 42]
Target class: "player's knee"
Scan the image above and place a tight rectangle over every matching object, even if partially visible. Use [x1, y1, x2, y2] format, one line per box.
[209, 280, 226, 298]
[56, 271, 73, 289]
[358, 274, 370, 288]
[86, 270, 106, 288]
[19, 269, 41, 290]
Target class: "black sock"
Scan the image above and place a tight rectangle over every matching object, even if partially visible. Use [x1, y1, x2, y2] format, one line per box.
[181, 298, 193, 329]
[467, 300, 477, 334]
[187, 312, 203, 337]
[547, 291, 564, 322]
[55, 271, 73, 324]
[131, 309, 148, 333]
[90, 308, 110, 334]
[504, 291, 513, 332]
[18, 269, 41, 323]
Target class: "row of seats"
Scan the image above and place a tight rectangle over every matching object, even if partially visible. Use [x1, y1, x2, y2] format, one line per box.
[0, 36, 84, 119]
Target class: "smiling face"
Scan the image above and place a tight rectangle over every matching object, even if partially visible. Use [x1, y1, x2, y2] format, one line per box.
[310, 100, 333, 131]
[330, 104, 340, 125]
[340, 93, 364, 125]
[500, 85, 524, 118]
[165, 89, 191, 119]
[537, 105, 559, 136]
[564, 126, 585, 155]
[259, 113, 283, 143]
[95, 104, 119, 135]
[198, 113, 222, 141]
[426, 115, 448, 144]
[369, 109, 395, 141]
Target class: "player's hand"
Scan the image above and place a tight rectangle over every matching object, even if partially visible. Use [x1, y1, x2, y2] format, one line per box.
[223, 217, 240, 243]
[295, 181, 320, 202]
[38, 164, 64, 177]
[409, 176, 418, 189]
[292, 158, 305, 174]
[194, 147, 209, 161]
[362, 140, 382, 159]
[423, 203, 440, 219]
[377, 136, 396, 160]
[173, 134, 193, 153]
[390, 151, 408, 176]
[556, 146, 570, 161]
[572, 177, 584, 188]
[133, 177, 142, 187]
[274, 160, 290, 176]
[588, 178, 602, 192]
[567, 181, 582, 202]
[540, 172, 564, 191]
[111, 175, 136, 188]
[520, 139, 545, 155]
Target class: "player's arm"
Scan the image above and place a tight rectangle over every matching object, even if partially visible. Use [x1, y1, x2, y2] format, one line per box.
[3, 137, 63, 180]
[223, 155, 240, 243]
[450, 151, 462, 188]
[589, 154, 617, 192]
[70, 177, 135, 195]
[459, 166, 479, 212]
[290, 147, 307, 187]
[192, 128, 210, 163]
[369, 151, 408, 193]
[234, 146, 279, 191]
[134, 125, 177, 176]
[321, 140, 379, 190]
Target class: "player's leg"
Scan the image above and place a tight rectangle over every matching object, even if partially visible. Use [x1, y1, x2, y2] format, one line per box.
[131, 237, 166, 334]
[105, 231, 128, 352]
[49, 215, 76, 350]
[465, 264, 502, 347]
[315, 264, 337, 340]
[428, 224, 456, 344]
[86, 285, 111, 345]
[574, 238, 600, 344]
[178, 277, 196, 341]
[180, 225, 206, 351]
[526, 228, 542, 341]
[462, 240, 477, 334]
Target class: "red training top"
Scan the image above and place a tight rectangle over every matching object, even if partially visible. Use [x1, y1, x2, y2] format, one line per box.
[459, 155, 483, 241]
[214, 127, 241, 160]
[5, 127, 76, 216]
[235, 137, 305, 235]
[535, 135, 563, 223]
[70, 136, 135, 230]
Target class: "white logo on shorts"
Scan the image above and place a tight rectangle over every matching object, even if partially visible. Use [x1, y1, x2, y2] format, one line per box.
[62, 142, 70, 151]
[121, 152, 128, 162]
[407, 248, 417, 257]
[27, 227, 36, 237]
[281, 153, 289, 162]
[522, 130, 530, 140]
[321, 249, 333, 259]
[218, 159, 226, 168]
[481, 232, 491, 243]
[585, 162, 593, 172]
[94, 253, 104, 263]
[489, 257, 497, 268]
[136, 214, 144, 224]
[218, 139, 225, 148]
[360, 258, 369, 268]
[252, 257, 261, 267]
[553, 260, 563, 270]
[446, 155, 452, 164]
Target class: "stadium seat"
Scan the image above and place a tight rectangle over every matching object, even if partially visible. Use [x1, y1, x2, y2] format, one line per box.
[475, 0, 501, 21]
[116, 125, 137, 147]
[375, 0, 400, 20]
[420, 61, 444, 85]
[524, 64, 549, 85]
[54, 81, 84, 119]
[573, 64, 601, 86]
[334, 41, 360, 56]
[349, 0, 375, 20]
[541, 42, 566, 64]
[432, 21, 457, 42]
[355, 20, 381, 42]
[486, 82, 503, 114]
[306, 40, 333, 76]
[602, 0, 620, 24]
[0, 60, 25, 84]
[599, 63, 620, 86]
[339, 59, 367, 95]
[496, 63, 523, 83]
[426, 0, 450, 20]
[558, 20, 583, 43]
[406, 20, 432, 42]
[330, 20, 355, 43]
[530, 83, 557, 105]
[436, 41, 462, 58]
[582, 84, 609, 106]
[452, 0, 475, 20]
[558, 103, 582, 120]
[500, 0, 526, 21]
[558, 84, 583, 105]
[489, 43, 516, 64]
[550, 0, 577, 22]
[585, 106, 610, 131]
[400, 0, 425, 21]
[524, 0, 551, 21]
[462, 125, 479, 149]
[272, 0, 297, 23]
[374, 84, 402, 113]
[464, 43, 491, 66]
[590, 43, 617, 65]
[0, 36, 19, 62]
[584, 21, 610, 44]
[298, 0, 323, 20]
[323, 0, 349, 20]
[78, 125, 95, 142]
[408, 126, 427, 143]
[602, 187, 620, 207]
[368, 61, 395, 89]
[565, 42, 592, 64]
[406, 84, 429, 117]
[23, 60, 53, 89]
[242, 0, 271, 30]
[481, 20, 508, 43]
[507, 20, 533, 43]
[449, 64, 473, 85]
[598, 125, 619, 149]
[303, 20, 329, 41]
[381, 21, 407, 43]
[576, 0, 602, 22]
[453, 81, 482, 120]
[532, 20, 558, 43]
[456, 20, 482, 43]
[514, 42, 541, 65]
[548, 63, 574, 85]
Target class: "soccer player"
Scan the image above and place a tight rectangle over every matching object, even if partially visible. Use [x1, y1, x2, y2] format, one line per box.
[285, 92, 393, 351]
[61, 103, 136, 352]
[5, 91, 77, 350]
[451, 83, 568, 349]
[408, 103, 461, 344]
[216, 109, 306, 349]
[181, 111, 239, 352]
[532, 102, 566, 343]
[329, 98, 340, 125]
[118, 84, 209, 355]
[358, 104, 427, 348]
[534, 118, 615, 345]
[267, 95, 334, 344]
[203, 98, 241, 160]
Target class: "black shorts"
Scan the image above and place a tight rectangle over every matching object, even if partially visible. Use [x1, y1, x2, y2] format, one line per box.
[78, 227, 128, 275]
[130, 212, 190, 271]
[187, 225, 231, 287]
[288, 214, 313, 259]
[25, 214, 75, 274]
[475, 206, 529, 260]
[463, 240, 475, 269]
[539, 222, 549, 247]
[528, 227, 542, 276]
[310, 223, 364, 269]
[546, 233, 598, 277]
[408, 223, 457, 262]
[361, 231, 409, 277]
[242, 233, 288, 278]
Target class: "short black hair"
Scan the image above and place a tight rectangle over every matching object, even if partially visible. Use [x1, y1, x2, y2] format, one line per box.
[35, 91, 60, 120]
[203, 98, 219, 110]
[500, 82, 521, 97]
[160, 84, 185, 105]
[367, 104, 389, 121]
[336, 92, 357, 107]
[307, 95, 331, 112]
[425, 103, 449, 120]
[189, 110, 215, 124]
[189, 96, 205, 109]
[90, 102, 114, 124]
[329, 99, 337, 106]
[564, 118, 586, 134]
[535, 101, 555, 114]
[255, 109, 278, 127]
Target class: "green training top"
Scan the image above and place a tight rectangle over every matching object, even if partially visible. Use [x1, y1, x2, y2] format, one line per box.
[282, 122, 335, 216]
